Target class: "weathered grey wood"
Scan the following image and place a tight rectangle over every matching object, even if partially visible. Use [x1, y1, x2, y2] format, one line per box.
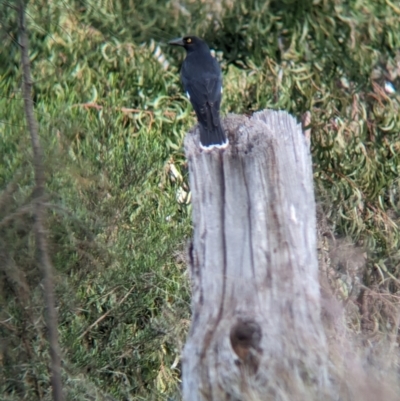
[183, 110, 330, 401]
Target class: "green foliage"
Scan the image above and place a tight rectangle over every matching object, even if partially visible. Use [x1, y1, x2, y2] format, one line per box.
[1, 0, 400, 399]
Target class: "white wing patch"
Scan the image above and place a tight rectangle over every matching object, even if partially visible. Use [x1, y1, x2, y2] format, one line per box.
[186, 91, 190, 100]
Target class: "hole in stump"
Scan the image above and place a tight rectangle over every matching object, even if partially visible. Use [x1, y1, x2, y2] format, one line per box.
[230, 319, 262, 360]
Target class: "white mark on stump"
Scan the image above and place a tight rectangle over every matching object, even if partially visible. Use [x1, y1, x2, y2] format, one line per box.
[290, 204, 298, 224]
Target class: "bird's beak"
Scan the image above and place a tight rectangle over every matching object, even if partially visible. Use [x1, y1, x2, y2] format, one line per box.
[168, 37, 185, 47]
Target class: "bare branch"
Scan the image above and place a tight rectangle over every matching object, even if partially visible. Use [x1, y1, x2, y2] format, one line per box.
[18, 2, 64, 400]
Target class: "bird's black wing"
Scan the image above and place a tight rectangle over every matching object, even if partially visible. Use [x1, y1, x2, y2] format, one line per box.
[181, 59, 222, 132]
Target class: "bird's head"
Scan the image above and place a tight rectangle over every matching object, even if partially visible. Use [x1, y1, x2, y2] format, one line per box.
[168, 36, 209, 53]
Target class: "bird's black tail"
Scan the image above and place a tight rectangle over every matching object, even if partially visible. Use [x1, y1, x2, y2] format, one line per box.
[199, 121, 229, 150]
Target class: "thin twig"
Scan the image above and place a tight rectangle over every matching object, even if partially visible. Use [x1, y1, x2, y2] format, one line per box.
[72, 102, 177, 117]
[0, 203, 33, 228]
[79, 285, 135, 340]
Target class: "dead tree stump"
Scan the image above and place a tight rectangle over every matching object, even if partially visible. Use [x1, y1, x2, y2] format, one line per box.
[183, 110, 331, 400]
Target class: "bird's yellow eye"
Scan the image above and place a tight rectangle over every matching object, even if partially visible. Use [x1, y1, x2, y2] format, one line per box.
[186, 38, 192, 44]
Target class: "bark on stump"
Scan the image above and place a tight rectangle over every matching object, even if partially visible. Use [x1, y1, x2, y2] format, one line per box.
[183, 110, 330, 400]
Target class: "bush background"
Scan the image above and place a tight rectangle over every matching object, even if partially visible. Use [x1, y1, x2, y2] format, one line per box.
[1, 0, 400, 399]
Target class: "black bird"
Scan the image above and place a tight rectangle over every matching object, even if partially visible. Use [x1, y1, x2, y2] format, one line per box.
[169, 36, 228, 150]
